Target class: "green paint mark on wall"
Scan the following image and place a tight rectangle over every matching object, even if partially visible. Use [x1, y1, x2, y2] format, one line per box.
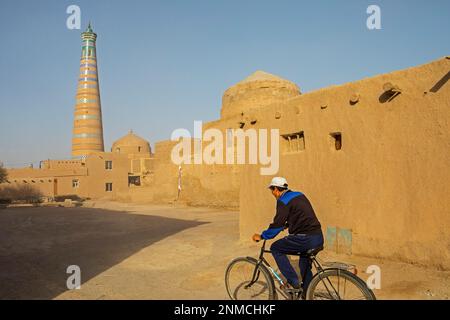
[326, 226, 337, 252]
[325, 226, 352, 255]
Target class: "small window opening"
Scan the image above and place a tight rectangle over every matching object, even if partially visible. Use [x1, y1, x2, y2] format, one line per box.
[105, 160, 113, 170]
[281, 131, 305, 153]
[330, 132, 342, 150]
[128, 176, 141, 186]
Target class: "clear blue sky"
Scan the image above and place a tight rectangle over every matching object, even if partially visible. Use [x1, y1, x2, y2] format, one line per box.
[1, 0, 449, 167]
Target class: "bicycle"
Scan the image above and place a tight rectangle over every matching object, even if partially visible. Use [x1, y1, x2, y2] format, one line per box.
[225, 240, 376, 300]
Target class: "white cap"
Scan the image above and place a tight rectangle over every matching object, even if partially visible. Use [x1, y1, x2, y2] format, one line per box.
[268, 177, 288, 189]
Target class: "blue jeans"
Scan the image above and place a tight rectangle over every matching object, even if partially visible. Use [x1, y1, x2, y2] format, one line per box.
[270, 233, 324, 291]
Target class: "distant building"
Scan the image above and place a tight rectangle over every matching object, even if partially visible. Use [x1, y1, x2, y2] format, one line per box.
[5, 154, 128, 199]
[72, 23, 105, 158]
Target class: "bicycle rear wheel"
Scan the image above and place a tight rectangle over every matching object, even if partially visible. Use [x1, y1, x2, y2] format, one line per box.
[225, 257, 275, 300]
[306, 268, 376, 300]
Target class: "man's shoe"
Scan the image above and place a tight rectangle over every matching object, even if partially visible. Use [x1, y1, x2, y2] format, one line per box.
[280, 283, 302, 300]
[280, 282, 301, 292]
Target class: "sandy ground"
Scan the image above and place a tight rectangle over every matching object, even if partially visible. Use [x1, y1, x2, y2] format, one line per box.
[0, 201, 448, 300]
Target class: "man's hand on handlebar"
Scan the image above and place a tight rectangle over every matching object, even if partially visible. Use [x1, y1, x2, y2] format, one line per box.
[252, 233, 262, 242]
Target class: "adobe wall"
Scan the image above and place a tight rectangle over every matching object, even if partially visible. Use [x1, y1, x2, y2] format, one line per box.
[3, 152, 129, 200]
[0, 179, 55, 197]
[127, 127, 242, 208]
[240, 57, 450, 269]
[178, 162, 240, 208]
[83, 152, 130, 199]
[4, 167, 88, 197]
[41, 159, 84, 170]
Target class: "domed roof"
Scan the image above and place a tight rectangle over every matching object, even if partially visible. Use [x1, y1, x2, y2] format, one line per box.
[238, 70, 295, 84]
[113, 130, 148, 146]
[220, 70, 301, 119]
[112, 130, 151, 155]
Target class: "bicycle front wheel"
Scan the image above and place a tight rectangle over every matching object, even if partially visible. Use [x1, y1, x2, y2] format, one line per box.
[225, 257, 275, 300]
[306, 268, 376, 300]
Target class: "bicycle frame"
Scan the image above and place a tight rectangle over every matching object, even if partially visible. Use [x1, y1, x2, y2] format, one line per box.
[246, 240, 344, 300]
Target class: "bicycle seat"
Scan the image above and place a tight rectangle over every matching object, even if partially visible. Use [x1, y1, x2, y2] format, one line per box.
[300, 246, 324, 257]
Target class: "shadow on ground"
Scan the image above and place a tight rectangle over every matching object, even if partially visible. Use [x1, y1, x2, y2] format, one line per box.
[0, 206, 207, 299]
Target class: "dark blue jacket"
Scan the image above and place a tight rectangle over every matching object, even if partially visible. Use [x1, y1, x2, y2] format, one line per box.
[261, 190, 322, 240]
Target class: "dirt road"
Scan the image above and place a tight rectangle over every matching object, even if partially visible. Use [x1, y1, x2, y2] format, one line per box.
[0, 201, 448, 299]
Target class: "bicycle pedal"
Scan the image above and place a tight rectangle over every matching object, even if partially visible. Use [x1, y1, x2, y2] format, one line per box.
[281, 286, 301, 294]
[287, 290, 304, 300]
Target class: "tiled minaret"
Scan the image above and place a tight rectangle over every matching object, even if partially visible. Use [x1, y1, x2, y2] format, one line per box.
[72, 23, 104, 158]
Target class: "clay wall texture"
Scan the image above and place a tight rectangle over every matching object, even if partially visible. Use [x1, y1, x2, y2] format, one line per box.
[5, 152, 129, 200]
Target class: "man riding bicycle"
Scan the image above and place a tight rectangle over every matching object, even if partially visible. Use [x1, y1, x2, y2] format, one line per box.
[252, 177, 324, 297]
